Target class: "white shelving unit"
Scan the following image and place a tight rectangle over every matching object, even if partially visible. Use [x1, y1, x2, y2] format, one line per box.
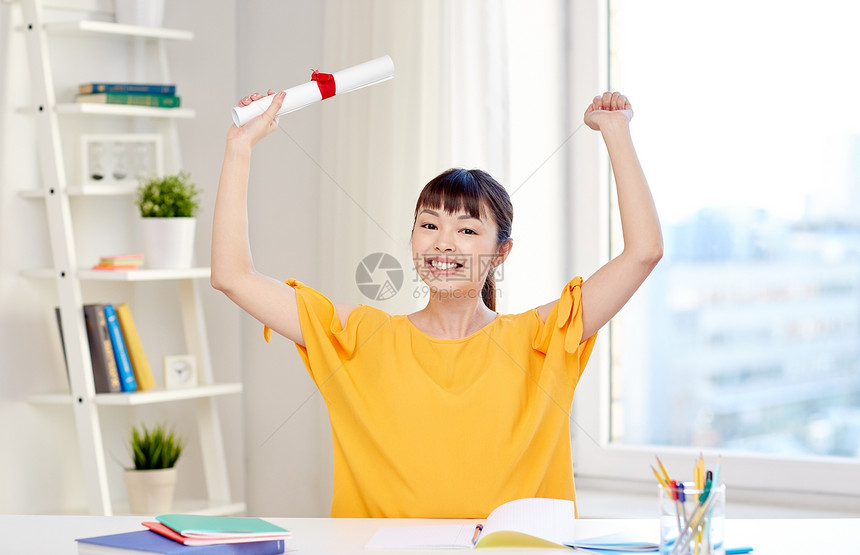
[12, 0, 244, 516]
[53, 103, 196, 118]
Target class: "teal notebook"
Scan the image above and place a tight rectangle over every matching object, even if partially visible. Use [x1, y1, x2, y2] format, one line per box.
[156, 514, 289, 539]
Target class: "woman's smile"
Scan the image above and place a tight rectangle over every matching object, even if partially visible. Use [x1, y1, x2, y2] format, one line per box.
[426, 256, 465, 277]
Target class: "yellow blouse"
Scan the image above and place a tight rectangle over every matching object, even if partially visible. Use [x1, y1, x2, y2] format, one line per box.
[268, 277, 597, 518]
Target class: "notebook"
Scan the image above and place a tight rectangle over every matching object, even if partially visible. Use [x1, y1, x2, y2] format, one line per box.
[155, 514, 290, 540]
[365, 497, 658, 551]
[143, 522, 288, 546]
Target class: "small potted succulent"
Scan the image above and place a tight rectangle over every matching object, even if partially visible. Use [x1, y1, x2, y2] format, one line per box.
[123, 422, 185, 514]
[135, 171, 201, 269]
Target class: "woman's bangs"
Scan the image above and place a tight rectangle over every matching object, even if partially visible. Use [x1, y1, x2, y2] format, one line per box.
[416, 170, 485, 220]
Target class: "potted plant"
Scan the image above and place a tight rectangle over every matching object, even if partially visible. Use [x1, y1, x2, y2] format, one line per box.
[123, 422, 185, 514]
[135, 171, 201, 269]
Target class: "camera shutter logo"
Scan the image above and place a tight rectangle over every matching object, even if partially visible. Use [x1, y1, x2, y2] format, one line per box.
[356, 252, 404, 300]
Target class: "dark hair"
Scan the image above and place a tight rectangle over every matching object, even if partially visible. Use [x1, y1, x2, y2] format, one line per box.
[412, 168, 513, 311]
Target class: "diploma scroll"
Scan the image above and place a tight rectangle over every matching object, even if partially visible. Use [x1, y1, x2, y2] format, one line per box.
[231, 55, 395, 126]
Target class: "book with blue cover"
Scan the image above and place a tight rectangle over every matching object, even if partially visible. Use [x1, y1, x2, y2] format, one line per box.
[76, 530, 285, 554]
[78, 82, 176, 95]
[103, 303, 137, 392]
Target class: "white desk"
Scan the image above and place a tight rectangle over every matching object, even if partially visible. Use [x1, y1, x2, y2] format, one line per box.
[1, 515, 858, 554]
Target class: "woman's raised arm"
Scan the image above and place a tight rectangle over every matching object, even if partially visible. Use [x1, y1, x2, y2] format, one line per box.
[537, 92, 663, 340]
[210, 90, 308, 345]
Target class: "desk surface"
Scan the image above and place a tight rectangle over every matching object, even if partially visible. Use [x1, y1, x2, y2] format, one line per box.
[1, 515, 858, 554]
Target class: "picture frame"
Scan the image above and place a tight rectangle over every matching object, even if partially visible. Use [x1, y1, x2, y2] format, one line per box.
[79, 133, 163, 192]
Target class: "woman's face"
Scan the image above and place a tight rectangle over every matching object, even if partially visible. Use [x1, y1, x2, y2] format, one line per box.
[411, 205, 502, 299]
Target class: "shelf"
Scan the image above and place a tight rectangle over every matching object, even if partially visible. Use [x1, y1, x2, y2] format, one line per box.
[53, 103, 195, 118]
[19, 183, 138, 198]
[16, 104, 195, 118]
[28, 383, 243, 406]
[22, 267, 211, 281]
[16, 0, 239, 516]
[68, 183, 139, 196]
[39, 20, 194, 41]
[78, 267, 211, 281]
[97, 383, 243, 405]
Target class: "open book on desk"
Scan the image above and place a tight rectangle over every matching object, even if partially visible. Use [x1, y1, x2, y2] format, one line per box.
[365, 498, 658, 551]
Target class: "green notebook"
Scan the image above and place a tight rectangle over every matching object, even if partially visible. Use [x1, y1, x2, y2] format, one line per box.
[156, 514, 289, 539]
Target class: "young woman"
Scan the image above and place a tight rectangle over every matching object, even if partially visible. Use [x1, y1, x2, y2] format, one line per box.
[211, 90, 662, 518]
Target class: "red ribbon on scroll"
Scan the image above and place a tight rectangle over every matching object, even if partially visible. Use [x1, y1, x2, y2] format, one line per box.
[311, 69, 336, 100]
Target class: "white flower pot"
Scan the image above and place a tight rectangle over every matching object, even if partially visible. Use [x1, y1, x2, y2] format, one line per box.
[142, 217, 196, 270]
[115, 0, 165, 27]
[123, 467, 177, 515]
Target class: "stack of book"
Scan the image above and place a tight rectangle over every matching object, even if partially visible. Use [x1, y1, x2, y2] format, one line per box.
[76, 515, 290, 554]
[92, 253, 145, 271]
[76, 82, 181, 108]
[55, 303, 156, 394]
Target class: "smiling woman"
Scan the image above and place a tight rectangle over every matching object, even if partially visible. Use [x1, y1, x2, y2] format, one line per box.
[210, 84, 661, 518]
[410, 168, 513, 318]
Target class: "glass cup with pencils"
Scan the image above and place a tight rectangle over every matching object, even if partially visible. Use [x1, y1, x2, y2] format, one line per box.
[654, 457, 725, 555]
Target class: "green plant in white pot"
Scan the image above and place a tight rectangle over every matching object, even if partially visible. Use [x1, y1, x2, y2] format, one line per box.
[123, 422, 185, 515]
[135, 171, 201, 269]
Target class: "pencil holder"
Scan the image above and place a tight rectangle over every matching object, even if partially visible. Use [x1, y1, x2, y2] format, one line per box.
[659, 481, 725, 555]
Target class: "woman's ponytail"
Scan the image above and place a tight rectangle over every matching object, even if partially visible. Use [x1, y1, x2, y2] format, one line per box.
[482, 271, 496, 311]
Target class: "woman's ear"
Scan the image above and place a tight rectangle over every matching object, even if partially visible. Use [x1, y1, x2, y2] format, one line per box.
[493, 238, 514, 267]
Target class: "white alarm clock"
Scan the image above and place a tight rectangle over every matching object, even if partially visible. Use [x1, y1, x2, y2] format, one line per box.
[163, 355, 198, 389]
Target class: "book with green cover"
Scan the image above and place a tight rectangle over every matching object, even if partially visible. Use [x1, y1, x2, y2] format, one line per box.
[156, 515, 290, 539]
[75, 92, 181, 108]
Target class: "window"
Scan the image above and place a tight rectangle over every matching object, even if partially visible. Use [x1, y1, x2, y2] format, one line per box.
[571, 0, 860, 504]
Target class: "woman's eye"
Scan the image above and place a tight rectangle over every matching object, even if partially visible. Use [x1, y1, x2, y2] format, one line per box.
[421, 223, 437, 230]
[461, 228, 476, 235]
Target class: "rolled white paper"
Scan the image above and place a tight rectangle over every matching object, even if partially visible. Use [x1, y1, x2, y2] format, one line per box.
[231, 55, 395, 126]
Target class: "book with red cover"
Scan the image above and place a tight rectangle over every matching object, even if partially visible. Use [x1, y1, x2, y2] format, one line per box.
[93, 253, 144, 271]
[143, 522, 289, 546]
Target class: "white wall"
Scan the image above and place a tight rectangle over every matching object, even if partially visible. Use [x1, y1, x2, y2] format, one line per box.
[232, 0, 332, 517]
